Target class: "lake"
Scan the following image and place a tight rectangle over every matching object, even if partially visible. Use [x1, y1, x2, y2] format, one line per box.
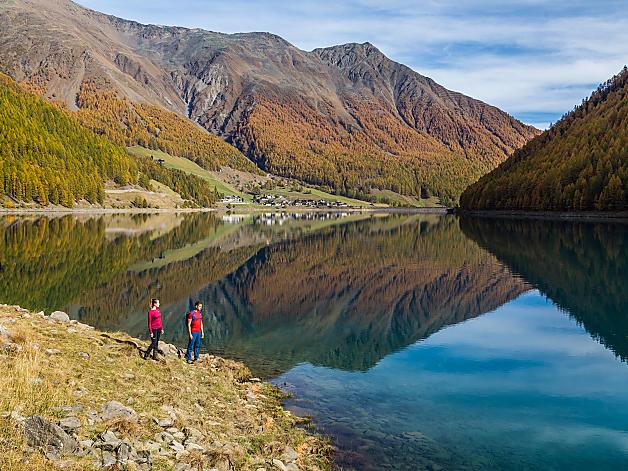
[1, 211, 626, 470]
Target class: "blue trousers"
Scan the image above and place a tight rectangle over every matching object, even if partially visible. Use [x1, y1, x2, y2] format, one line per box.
[185, 332, 201, 361]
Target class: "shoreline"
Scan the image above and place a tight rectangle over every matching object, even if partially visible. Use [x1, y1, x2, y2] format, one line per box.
[455, 209, 628, 223]
[0, 206, 449, 216]
[0, 305, 332, 470]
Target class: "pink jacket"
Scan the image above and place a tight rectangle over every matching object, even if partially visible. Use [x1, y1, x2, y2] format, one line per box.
[148, 308, 162, 334]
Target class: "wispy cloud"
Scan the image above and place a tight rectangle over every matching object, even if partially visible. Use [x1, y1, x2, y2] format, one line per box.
[77, 0, 628, 129]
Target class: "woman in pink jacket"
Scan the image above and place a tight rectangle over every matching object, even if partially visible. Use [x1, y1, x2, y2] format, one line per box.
[144, 298, 163, 360]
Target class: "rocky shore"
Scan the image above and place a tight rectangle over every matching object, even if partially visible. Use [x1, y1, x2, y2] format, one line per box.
[0, 305, 332, 471]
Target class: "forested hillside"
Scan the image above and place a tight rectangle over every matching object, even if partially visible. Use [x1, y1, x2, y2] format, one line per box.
[0, 73, 137, 206]
[0, 73, 221, 207]
[76, 81, 259, 174]
[460, 67, 628, 211]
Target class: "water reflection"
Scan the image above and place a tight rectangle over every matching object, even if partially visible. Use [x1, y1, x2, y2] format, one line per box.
[460, 217, 628, 363]
[1, 212, 627, 470]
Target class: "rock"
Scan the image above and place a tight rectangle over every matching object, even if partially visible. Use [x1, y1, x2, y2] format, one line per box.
[174, 464, 193, 471]
[256, 468, 267, 471]
[101, 401, 137, 422]
[102, 450, 116, 468]
[155, 431, 175, 444]
[283, 446, 298, 463]
[56, 405, 84, 414]
[185, 442, 204, 452]
[272, 459, 287, 471]
[117, 441, 132, 463]
[49, 311, 70, 323]
[79, 352, 90, 360]
[100, 430, 122, 450]
[134, 449, 153, 464]
[156, 416, 174, 427]
[59, 416, 81, 432]
[143, 440, 161, 452]
[80, 439, 94, 449]
[285, 464, 299, 471]
[170, 440, 185, 453]
[246, 390, 257, 402]
[35, 311, 45, 317]
[44, 348, 61, 355]
[158, 341, 178, 356]
[24, 416, 78, 456]
[184, 427, 203, 440]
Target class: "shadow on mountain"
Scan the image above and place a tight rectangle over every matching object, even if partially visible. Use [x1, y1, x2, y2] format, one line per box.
[460, 217, 628, 362]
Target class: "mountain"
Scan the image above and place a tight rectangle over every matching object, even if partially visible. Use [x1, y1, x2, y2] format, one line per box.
[460, 67, 628, 211]
[0, 0, 538, 205]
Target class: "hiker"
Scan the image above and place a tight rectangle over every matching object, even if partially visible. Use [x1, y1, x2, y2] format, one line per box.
[144, 298, 163, 360]
[185, 301, 204, 363]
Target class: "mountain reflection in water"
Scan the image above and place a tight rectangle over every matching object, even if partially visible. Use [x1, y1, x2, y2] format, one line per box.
[1, 212, 627, 470]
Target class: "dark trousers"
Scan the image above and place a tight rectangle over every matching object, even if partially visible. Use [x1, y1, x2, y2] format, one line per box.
[185, 332, 201, 361]
[145, 329, 161, 358]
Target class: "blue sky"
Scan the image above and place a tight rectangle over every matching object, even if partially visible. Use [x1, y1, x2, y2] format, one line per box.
[77, 0, 628, 129]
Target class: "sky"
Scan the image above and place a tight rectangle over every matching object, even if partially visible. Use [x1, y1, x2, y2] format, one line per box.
[77, 0, 628, 129]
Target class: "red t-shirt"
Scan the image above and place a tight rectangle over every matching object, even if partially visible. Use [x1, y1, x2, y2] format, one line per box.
[188, 310, 202, 333]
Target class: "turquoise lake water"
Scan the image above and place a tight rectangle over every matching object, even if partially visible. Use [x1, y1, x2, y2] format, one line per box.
[1, 212, 626, 470]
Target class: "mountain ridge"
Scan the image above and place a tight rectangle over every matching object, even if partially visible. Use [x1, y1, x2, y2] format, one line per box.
[0, 0, 540, 204]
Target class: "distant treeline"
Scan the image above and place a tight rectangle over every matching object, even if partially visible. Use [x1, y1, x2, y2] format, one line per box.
[460, 66, 628, 211]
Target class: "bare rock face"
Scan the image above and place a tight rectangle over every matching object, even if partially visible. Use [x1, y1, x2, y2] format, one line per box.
[24, 416, 78, 458]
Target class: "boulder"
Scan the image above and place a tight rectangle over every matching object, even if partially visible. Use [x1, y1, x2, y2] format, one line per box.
[272, 459, 287, 471]
[155, 431, 175, 444]
[283, 446, 298, 463]
[100, 401, 137, 422]
[24, 416, 78, 456]
[158, 341, 179, 356]
[100, 430, 122, 449]
[59, 416, 81, 432]
[156, 416, 174, 427]
[285, 464, 300, 471]
[44, 348, 61, 355]
[49, 311, 70, 323]
[117, 441, 132, 464]
[185, 442, 204, 452]
[102, 450, 116, 468]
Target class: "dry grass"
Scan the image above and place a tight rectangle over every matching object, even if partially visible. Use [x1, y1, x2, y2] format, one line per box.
[0, 306, 333, 470]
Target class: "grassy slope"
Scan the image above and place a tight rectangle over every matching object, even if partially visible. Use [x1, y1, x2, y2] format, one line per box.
[0, 306, 331, 471]
[128, 146, 245, 199]
[129, 146, 375, 207]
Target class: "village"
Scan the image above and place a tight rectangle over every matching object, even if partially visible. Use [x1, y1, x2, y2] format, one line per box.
[220, 194, 356, 209]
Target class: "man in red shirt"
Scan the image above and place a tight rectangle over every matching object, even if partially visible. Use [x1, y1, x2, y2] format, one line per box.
[185, 301, 204, 363]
